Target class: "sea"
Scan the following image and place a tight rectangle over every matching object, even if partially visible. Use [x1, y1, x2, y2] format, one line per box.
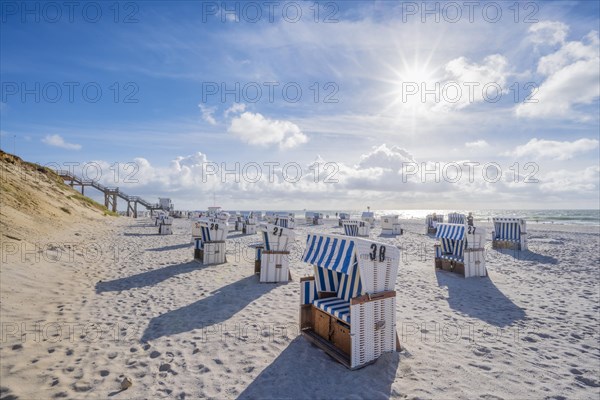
[268, 210, 600, 226]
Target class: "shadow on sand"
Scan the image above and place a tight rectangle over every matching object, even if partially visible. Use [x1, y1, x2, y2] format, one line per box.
[148, 242, 191, 252]
[140, 275, 279, 342]
[96, 261, 200, 293]
[238, 337, 400, 399]
[436, 271, 526, 327]
[493, 248, 558, 265]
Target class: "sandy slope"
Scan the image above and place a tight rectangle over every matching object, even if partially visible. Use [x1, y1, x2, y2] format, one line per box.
[1, 215, 598, 399]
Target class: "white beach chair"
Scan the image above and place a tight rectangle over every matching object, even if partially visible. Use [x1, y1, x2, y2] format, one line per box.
[265, 211, 278, 224]
[299, 233, 401, 369]
[158, 215, 173, 235]
[342, 220, 370, 237]
[492, 217, 527, 250]
[361, 211, 375, 227]
[274, 216, 296, 229]
[241, 212, 258, 235]
[193, 220, 229, 265]
[305, 212, 324, 225]
[254, 223, 296, 282]
[434, 223, 486, 277]
[425, 214, 444, 234]
[338, 212, 350, 227]
[381, 215, 403, 235]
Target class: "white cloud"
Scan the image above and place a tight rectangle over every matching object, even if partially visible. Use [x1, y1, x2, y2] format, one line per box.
[356, 144, 414, 170]
[529, 21, 569, 46]
[224, 103, 246, 118]
[465, 140, 489, 148]
[435, 54, 509, 110]
[506, 138, 599, 161]
[41, 134, 81, 150]
[516, 30, 599, 120]
[81, 143, 599, 209]
[228, 111, 308, 149]
[198, 104, 217, 125]
[539, 166, 600, 193]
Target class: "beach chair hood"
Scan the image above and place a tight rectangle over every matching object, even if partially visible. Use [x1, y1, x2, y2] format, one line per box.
[303, 233, 399, 293]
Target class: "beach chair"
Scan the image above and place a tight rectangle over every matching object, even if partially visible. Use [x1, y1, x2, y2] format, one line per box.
[265, 211, 278, 224]
[254, 223, 296, 282]
[158, 215, 173, 235]
[381, 215, 403, 235]
[154, 211, 165, 226]
[361, 211, 375, 227]
[434, 223, 486, 277]
[338, 212, 350, 227]
[305, 212, 324, 225]
[193, 220, 229, 265]
[492, 217, 527, 250]
[299, 233, 401, 369]
[447, 212, 466, 224]
[242, 212, 258, 235]
[274, 216, 296, 229]
[425, 214, 444, 234]
[342, 220, 370, 237]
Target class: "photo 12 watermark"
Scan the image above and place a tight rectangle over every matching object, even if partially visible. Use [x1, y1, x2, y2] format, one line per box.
[1, 82, 140, 104]
[201, 1, 339, 23]
[1, 1, 140, 24]
[399, 1, 539, 24]
[201, 81, 339, 104]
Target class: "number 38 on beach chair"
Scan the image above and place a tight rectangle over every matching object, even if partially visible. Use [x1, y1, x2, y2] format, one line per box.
[299, 233, 401, 369]
[434, 223, 487, 277]
[492, 217, 527, 251]
[254, 224, 296, 283]
[193, 220, 229, 265]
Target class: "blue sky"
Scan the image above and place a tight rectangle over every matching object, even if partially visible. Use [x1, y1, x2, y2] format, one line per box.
[1, 1, 599, 210]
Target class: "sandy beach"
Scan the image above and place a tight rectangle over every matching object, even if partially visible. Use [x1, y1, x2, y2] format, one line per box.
[1, 215, 598, 399]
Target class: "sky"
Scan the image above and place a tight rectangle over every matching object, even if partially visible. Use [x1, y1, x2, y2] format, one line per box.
[1, 0, 599, 210]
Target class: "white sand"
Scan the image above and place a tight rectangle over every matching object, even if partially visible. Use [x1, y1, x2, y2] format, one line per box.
[1, 217, 599, 399]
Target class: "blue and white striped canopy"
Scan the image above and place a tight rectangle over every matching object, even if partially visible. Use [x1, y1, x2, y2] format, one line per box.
[435, 223, 466, 240]
[303, 234, 356, 274]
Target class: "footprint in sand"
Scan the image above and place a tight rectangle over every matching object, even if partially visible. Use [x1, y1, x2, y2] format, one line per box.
[575, 375, 600, 387]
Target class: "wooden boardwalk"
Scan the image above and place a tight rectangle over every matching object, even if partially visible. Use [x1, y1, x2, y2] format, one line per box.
[57, 170, 161, 217]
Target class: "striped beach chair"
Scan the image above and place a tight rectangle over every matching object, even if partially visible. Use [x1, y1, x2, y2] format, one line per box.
[299, 233, 400, 369]
[254, 223, 296, 282]
[342, 220, 370, 237]
[338, 212, 350, 227]
[425, 213, 444, 234]
[274, 216, 295, 229]
[193, 220, 229, 265]
[434, 223, 487, 277]
[447, 212, 466, 225]
[381, 215, 403, 235]
[492, 217, 527, 250]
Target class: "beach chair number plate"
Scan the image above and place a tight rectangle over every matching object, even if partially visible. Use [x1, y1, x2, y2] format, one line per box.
[210, 223, 219, 230]
[369, 244, 386, 262]
[272, 227, 285, 236]
[468, 226, 477, 234]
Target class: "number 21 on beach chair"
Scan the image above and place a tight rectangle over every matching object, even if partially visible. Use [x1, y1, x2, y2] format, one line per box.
[299, 233, 401, 369]
[254, 224, 295, 283]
